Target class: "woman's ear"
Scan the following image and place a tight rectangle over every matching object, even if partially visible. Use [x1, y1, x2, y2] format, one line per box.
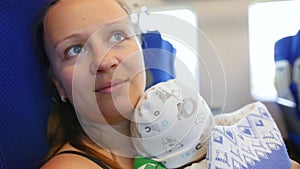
[51, 74, 67, 102]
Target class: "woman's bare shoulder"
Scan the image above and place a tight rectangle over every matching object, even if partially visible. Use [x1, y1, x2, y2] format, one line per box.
[291, 159, 300, 169]
[40, 143, 103, 169]
[40, 152, 102, 169]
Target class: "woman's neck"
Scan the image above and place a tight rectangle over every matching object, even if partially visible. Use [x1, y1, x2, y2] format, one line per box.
[82, 118, 137, 158]
[100, 119, 135, 169]
[111, 119, 131, 136]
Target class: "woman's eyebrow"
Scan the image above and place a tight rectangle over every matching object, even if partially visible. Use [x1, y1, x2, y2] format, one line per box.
[54, 33, 82, 49]
[54, 21, 132, 48]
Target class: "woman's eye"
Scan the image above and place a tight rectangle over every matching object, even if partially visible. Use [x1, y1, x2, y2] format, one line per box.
[109, 32, 126, 43]
[65, 44, 85, 57]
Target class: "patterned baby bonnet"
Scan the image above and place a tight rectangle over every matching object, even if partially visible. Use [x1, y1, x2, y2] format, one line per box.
[131, 79, 215, 168]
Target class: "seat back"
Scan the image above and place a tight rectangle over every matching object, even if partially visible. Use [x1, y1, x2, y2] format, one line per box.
[0, 1, 51, 169]
[274, 31, 300, 160]
[142, 31, 176, 89]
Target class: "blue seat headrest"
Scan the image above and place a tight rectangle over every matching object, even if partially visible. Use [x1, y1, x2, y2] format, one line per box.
[142, 31, 176, 89]
[0, 1, 50, 169]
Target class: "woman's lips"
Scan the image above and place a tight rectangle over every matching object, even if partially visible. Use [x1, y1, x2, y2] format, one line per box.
[95, 79, 128, 94]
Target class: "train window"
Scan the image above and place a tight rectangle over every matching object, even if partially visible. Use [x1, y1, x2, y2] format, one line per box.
[139, 8, 200, 90]
[248, 0, 300, 101]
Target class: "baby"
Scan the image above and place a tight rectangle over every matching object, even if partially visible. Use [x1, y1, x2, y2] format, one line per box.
[131, 79, 216, 168]
[131, 79, 292, 169]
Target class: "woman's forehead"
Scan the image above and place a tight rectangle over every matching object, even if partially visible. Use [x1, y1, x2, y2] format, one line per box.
[47, 0, 127, 18]
[44, 0, 129, 44]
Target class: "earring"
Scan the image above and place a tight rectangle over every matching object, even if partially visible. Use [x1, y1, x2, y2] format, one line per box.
[61, 95, 67, 102]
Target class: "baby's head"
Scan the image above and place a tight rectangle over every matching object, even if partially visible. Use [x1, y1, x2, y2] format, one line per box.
[131, 79, 215, 168]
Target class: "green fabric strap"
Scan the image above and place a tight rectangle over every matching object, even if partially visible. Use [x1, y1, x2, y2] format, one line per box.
[134, 156, 166, 169]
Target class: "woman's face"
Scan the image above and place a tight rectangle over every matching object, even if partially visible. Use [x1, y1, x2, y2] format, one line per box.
[43, 0, 145, 124]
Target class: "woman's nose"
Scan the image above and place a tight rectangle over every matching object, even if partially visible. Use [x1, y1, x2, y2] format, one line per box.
[91, 51, 119, 74]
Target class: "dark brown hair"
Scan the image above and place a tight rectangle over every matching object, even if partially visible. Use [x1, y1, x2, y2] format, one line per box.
[35, 0, 131, 168]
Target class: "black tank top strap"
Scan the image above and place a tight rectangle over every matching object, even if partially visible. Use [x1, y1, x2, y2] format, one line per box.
[56, 150, 110, 169]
